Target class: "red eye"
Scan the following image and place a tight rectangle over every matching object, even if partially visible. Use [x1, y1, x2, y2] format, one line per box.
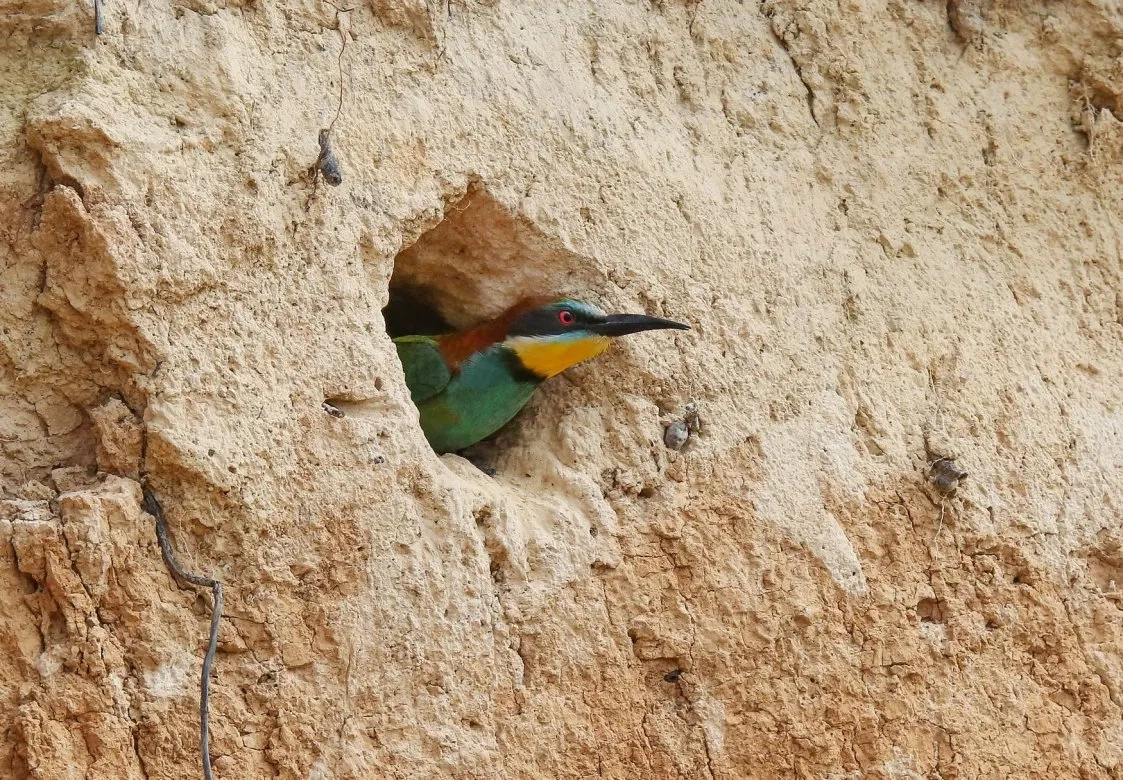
[558, 310, 575, 325]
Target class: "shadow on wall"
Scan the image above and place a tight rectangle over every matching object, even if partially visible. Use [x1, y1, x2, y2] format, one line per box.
[382, 181, 597, 337]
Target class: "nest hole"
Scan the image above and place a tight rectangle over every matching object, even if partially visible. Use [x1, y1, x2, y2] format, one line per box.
[382, 183, 600, 457]
[916, 597, 946, 625]
[382, 182, 596, 338]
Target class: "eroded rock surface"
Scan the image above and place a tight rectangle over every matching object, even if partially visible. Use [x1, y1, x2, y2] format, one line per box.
[2, 1, 1122, 777]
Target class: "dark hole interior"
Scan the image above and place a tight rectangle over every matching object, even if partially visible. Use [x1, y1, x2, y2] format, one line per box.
[382, 283, 454, 339]
[916, 598, 946, 624]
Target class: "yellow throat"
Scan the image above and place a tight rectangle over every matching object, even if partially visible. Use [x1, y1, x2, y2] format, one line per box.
[506, 334, 612, 378]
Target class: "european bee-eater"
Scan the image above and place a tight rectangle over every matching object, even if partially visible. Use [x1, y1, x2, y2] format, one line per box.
[393, 296, 690, 453]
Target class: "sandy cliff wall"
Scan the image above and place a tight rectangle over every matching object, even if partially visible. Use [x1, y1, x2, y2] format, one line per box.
[2, 0, 1122, 777]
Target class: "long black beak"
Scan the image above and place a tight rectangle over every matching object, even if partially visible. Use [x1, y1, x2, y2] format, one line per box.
[592, 313, 691, 337]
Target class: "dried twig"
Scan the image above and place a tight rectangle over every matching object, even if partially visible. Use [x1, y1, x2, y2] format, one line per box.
[307, 6, 351, 204]
[94, 0, 103, 34]
[325, 2, 352, 134]
[926, 456, 965, 547]
[142, 487, 223, 780]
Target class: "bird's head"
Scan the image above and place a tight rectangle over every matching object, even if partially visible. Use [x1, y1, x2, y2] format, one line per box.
[502, 297, 690, 379]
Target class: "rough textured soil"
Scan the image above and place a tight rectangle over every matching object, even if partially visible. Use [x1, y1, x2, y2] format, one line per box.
[2, 0, 1123, 778]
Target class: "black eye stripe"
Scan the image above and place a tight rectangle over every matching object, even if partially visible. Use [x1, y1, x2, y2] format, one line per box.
[509, 305, 589, 337]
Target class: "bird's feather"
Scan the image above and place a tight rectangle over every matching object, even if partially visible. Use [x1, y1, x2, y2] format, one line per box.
[414, 345, 540, 453]
[436, 295, 555, 370]
[393, 335, 452, 403]
[506, 333, 610, 378]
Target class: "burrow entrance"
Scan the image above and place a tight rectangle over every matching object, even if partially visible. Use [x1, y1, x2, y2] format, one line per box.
[382, 182, 598, 455]
[383, 183, 595, 339]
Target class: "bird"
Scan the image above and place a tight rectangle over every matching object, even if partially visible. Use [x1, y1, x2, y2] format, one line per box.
[392, 296, 690, 454]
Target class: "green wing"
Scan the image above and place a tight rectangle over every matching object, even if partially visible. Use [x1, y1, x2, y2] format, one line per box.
[392, 335, 452, 404]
